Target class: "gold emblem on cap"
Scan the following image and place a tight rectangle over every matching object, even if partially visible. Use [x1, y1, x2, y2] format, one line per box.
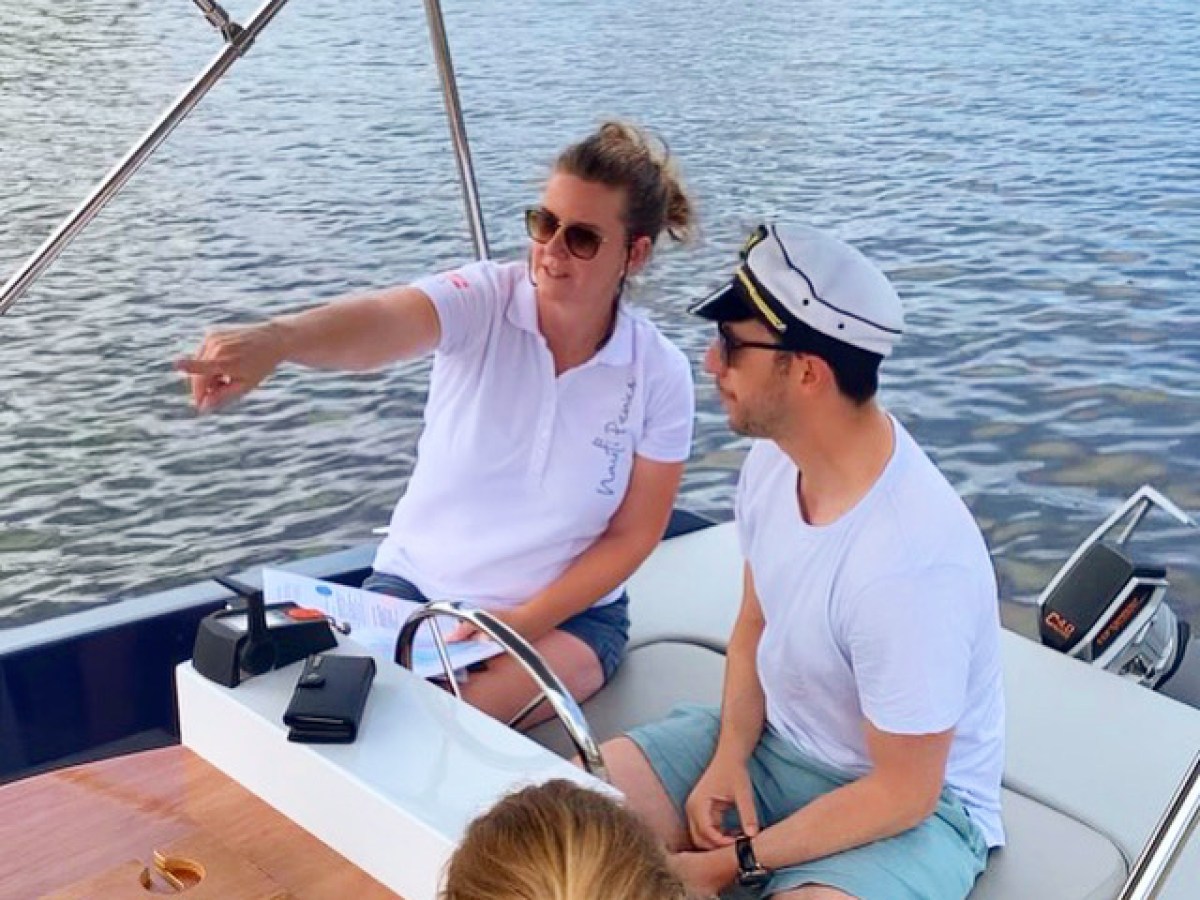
[735, 266, 787, 333]
[741, 225, 768, 256]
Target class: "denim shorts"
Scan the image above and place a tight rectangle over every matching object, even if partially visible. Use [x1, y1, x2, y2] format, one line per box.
[361, 570, 630, 682]
[627, 704, 990, 900]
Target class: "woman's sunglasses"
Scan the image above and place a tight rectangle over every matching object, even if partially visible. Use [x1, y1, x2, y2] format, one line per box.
[525, 207, 607, 261]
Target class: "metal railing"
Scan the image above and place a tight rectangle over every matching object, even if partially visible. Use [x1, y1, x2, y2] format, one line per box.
[0, 0, 291, 317]
[1, 0, 489, 316]
[1117, 750, 1200, 900]
[395, 601, 608, 781]
[423, 0, 490, 261]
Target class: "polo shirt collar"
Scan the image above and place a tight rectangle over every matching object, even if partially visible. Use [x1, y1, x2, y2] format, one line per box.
[593, 309, 634, 366]
[508, 267, 635, 368]
[507, 272, 542, 334]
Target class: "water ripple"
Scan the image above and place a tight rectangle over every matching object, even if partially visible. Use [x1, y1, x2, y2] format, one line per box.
[2, 0, 1199, 633]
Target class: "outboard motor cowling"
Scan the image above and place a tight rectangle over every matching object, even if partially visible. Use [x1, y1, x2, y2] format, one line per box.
[1036, 485, 1197, 691]
[1039, 541, 1185, 689]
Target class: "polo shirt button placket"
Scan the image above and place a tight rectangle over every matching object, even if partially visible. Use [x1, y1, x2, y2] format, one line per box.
[529, 397, 555, 482]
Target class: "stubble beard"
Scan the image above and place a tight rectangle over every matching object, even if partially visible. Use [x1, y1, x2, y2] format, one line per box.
[726, 373, 791, 439]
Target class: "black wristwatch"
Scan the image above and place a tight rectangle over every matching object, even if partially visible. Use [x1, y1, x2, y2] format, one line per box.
[735, 833, 772, 888]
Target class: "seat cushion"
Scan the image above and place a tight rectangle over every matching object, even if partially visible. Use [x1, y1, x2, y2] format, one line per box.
[970, 788, 1126, 900]
[526, 640, 726, 759]
[625, 524, 742, 652]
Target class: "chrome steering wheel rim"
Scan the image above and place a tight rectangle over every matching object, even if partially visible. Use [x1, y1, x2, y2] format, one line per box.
[395, 600, 608, 781]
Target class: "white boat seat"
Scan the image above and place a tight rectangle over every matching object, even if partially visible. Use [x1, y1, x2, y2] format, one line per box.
[526, 640, 726, 758]
[625, 522, 744, 652]
[971, 789, 1125, 900]
[1000, 629, 1200, 867]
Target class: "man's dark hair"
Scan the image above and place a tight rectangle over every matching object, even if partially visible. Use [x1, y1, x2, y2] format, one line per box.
[783, 319, 881, 404]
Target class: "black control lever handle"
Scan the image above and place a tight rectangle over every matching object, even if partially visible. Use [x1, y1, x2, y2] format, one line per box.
[214, 574, 277, 676]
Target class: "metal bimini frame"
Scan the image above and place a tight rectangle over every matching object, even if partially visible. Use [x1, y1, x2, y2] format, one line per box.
[0, 0, 489, 318]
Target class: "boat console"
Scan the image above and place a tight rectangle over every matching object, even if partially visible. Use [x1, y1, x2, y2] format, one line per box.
[177, 640, 605, 900]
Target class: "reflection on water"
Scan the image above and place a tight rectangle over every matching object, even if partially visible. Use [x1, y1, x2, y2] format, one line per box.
[1, 0, 1198, 634]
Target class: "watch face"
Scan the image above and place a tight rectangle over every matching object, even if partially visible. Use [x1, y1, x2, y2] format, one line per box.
[737, 867, 772, 888]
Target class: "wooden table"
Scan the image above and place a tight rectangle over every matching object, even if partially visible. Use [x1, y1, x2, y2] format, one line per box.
[0, 745, 401, 898]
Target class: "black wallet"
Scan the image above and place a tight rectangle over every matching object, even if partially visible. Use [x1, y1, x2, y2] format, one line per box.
[283, 653, 376, 743]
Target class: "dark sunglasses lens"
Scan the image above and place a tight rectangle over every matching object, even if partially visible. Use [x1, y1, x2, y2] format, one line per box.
[717, 325, 732, 366]
[525, 208, 603, 259]
[525, 208, 558, 243]
[563, 225, 602, 260]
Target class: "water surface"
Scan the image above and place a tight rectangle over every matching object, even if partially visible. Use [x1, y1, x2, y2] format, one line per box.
[1, 0, 1198, 635]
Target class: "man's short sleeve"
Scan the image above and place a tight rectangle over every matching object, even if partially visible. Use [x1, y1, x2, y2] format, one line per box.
[636, 340, 695, 463]
[841, 565, 978, 735]
[411, 260, 512, 356]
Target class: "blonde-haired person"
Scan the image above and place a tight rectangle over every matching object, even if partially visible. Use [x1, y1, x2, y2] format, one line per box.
[177, 122, 697, 725]
[441, 779, 687, 900]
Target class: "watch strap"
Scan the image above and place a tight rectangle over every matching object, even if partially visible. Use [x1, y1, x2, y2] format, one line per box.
[735, 833, 771, 887]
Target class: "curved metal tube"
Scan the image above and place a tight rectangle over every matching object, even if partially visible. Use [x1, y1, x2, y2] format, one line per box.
[0, 0, 294, 317]
[1117, 750, 1200, 900]
[422, 0, 490, 261]
[396, 601, 607, 780]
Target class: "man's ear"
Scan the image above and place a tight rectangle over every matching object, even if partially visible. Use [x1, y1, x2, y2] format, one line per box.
[626, 235, 654, 276]
[796, 353, 831, 389]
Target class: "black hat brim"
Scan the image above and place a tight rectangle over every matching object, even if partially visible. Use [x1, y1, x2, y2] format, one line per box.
[689, 279, 756, 323]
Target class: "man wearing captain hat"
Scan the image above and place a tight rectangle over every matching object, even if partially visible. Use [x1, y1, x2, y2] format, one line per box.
[602, 223, 1005, 899]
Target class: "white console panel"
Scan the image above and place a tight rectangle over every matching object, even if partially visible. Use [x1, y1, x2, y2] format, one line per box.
[176, 644, 604, 900]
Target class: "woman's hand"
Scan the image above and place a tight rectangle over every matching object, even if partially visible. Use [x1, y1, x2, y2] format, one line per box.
[446, 605, 539, 643]
[175, 322, 289, 413]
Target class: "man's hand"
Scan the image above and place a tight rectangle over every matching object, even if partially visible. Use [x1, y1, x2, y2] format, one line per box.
[684, 752, 760, 849]
[175, 322, 288, 413]
[670, 848, 738, 898]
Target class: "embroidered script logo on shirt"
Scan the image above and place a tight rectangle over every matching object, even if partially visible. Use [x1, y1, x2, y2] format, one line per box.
[593, 376, 637, 496]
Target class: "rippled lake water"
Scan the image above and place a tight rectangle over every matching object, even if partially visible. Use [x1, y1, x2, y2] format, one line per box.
[2, 0, 1198, 635]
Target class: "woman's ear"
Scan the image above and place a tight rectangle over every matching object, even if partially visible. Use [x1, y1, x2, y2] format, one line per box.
[626, 235, 654, 276]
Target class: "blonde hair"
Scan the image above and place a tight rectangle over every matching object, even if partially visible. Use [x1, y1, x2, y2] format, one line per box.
[556, 121, 696, 245]
[440, 779, 686, 900]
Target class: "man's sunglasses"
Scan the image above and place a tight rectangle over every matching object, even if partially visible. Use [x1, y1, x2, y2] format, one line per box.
[717, 322, 792, 367]
[525, 207, 608, 261]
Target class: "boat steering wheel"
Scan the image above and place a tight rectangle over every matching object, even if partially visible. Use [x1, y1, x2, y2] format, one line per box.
[394, 601, 608, 781]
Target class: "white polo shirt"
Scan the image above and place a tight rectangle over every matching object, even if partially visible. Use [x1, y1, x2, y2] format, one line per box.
[372, 259, 695, 611]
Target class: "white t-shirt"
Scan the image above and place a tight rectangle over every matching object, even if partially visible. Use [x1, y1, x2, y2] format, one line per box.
[736, 420, 1005, 847]
[372, 259, 695, 611]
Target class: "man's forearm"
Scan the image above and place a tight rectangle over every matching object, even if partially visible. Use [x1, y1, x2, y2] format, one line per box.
[752, 770, 937, 871]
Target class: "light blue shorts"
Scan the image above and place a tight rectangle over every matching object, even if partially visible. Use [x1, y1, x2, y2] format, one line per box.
[627, 704, 989, 900]
[362, 570, 630, 682]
